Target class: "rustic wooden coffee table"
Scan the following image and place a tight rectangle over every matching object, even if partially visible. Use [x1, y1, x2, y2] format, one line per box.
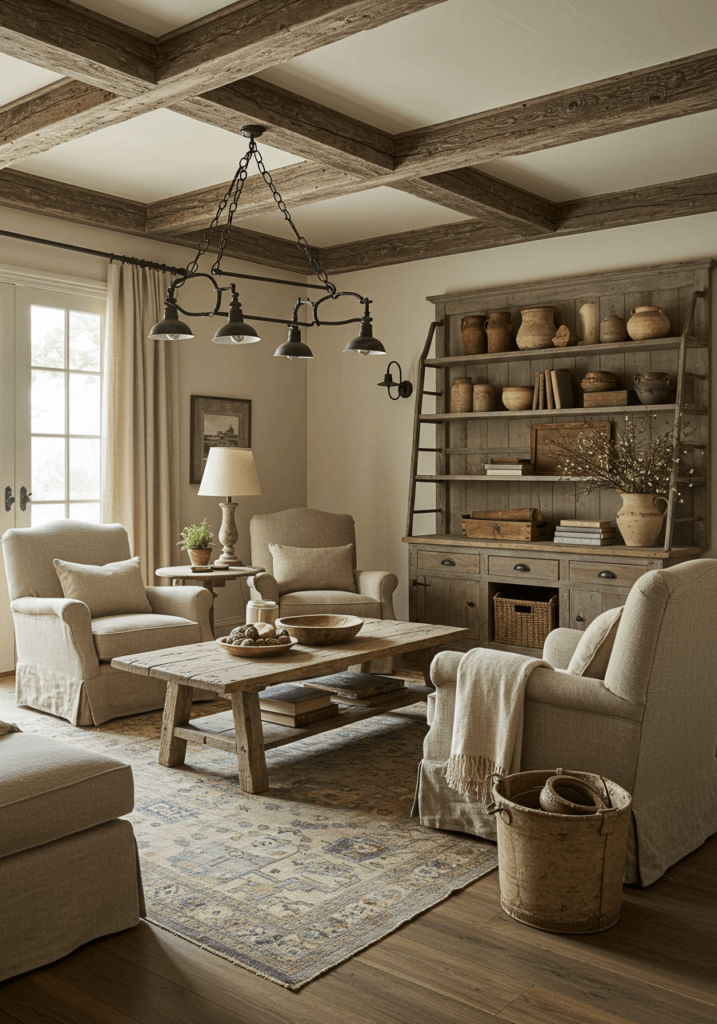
[112, 619, 468, 794]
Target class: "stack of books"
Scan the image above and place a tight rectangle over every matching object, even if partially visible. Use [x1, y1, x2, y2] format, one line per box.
[554, 520, 618, 546]
[301, 672, 406, 708]
[258, 684, 339, 728]
[484, 459, 534, 477]
[532, 369, 574, 410]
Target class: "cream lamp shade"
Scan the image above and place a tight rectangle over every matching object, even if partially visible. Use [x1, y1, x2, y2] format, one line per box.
[198, 448, 261, 567]
[198, 447, 261, 500]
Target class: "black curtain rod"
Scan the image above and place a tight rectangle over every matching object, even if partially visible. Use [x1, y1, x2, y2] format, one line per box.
[0, 227, 318, 291]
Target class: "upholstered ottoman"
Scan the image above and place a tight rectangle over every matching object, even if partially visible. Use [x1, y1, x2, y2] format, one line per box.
[0, 723, 144, 981]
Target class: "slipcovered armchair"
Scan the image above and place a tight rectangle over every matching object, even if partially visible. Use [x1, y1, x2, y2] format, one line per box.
[3, 520, 215, 727]
[249, 508, 398, 620]
[415, 559, 717, 887]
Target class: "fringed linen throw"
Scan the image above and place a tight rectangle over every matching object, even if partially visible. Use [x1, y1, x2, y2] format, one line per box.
[445, 648, 549, 799]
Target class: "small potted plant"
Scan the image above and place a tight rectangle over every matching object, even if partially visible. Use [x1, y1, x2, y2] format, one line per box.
[177, 519, 214, 567]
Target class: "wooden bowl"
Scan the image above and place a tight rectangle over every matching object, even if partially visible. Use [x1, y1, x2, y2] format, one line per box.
[501, 386, 534, 411]
[274, 614, 364, 645]
[216, 637, 298, 658]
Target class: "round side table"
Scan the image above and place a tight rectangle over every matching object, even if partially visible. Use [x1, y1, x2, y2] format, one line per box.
[155, 564, 263, 637]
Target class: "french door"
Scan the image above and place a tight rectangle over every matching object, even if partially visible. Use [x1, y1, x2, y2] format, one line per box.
[0, 283, 106, 671]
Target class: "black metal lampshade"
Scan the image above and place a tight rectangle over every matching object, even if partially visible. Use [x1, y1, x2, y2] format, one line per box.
[148, 300, 194, 341]
[343, 316, 386, 355]
[274, 324, 314, 359]
[212, 293, 261, 345]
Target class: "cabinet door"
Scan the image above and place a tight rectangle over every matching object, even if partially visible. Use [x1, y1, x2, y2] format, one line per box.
[569, 589, 627, 631]
[412, 574, 481, 640]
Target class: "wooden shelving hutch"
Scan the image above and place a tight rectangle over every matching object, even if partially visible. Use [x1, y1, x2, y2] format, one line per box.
[404, 259, 712, 654]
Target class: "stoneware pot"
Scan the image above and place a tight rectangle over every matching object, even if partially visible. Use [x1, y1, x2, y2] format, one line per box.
[626, 305, 671, 340]
[616, 492, 669, 547]
[516, 306, 556, 350]
[634, 371, 670, 405]
[502, 385, 534, 411]
[189, 548, 211, 567]
[539, 775, 606, 816]
[553, 325, 580, 347]
[472, 384, 496, 412]
[451, 376, 474, 412]
[460, 314, 486, 356]
[485, 311, 513, 352]
[579, 302, 599, 345]
[599, 313, 628, 344]
[580, 371, 619, 393]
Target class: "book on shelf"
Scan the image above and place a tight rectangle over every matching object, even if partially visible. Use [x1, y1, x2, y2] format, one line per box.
[532, 371, 540, 410]
[330, 688, 412, 708]
[550, 369, 574, 410]
[485, 465, 535, 476]
[555, 529, 617, 539]
[489, 458, 532, 465]
[538, 372, 546, 409]
[258, 683, 333, 715]
[300, 672, 405, 700]
[560, 519, 613, 529]
[261, 705, 340, 728]
[556, 524, 616, 535]
[545, 369, 555, 409]
[554, 536, 619, 546]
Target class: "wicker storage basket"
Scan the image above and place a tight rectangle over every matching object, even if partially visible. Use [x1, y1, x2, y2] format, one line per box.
[494, 588, 558, 648]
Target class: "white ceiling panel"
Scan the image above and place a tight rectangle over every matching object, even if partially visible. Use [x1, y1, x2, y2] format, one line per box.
[259, 0, 717, 133]
[72, 1, 230, 36]
[11, 110, 304, 203]
[480, 109, 717, 202]
[237, 187, 469, 248]
[0, 55, 63, 107]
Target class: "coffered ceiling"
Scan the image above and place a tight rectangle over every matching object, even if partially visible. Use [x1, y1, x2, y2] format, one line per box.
[1, 0, 716, 275]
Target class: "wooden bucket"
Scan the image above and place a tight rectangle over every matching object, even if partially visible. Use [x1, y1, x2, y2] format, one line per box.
[489, 769, 632, 933]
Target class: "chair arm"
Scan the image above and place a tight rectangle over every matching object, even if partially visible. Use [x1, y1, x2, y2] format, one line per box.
[249, 572, 279, 604]
[10, 597, 99, 679]
[145, 586, 213, 642]
[353, 570, 398, 619]
[543, 628, 582, 670]
[430, 649, 464, 687]
[526, 667, 643, 720]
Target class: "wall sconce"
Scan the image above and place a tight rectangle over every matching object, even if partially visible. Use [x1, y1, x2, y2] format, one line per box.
[377, 361, 413, 401]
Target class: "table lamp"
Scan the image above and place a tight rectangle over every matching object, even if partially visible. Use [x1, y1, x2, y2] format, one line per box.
[198, 448, 261, 567]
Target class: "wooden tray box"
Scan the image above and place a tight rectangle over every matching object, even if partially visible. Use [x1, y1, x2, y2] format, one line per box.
[461, 516, 556, 542]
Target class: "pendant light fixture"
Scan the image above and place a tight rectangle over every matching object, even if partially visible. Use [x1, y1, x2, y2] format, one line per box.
[148, 126, 385, 360]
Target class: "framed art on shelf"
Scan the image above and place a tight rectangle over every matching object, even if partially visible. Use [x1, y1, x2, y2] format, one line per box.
[531, 421, 611, 476]
[190, 395, 251, 484]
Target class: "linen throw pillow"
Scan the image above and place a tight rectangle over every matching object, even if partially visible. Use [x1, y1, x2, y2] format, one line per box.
[53, 556, 152, 619]
[269, 542, 357, 594]
[567, 605, 624, 680]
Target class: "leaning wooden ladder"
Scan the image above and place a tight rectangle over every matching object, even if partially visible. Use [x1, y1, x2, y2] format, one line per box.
[405, 320, 444, 538]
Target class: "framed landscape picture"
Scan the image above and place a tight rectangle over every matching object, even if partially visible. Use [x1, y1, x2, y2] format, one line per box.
[190, 395, 252, 484]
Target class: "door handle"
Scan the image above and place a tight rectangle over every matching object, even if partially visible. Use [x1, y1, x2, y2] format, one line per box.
[575, 615, 584, 622]
[441, 558, 455, 566]
[597, 570, 617, 579]
[513, 563, 530, 572]
[4, 486, 14, 512]
[467, 600, 475, 608]
[20, 487, 32, 512]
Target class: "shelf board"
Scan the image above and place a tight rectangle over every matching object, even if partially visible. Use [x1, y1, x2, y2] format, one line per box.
[424, 336, 704, 368]
[419, 403, 684, 422]
[402, 534, 702, 557]
[416, 474, 706, 484]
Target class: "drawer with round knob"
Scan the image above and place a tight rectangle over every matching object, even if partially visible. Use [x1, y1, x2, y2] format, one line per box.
[569, 561, 650, 587]
[417, 550, 481, 574]
[488, 555, 559, 581]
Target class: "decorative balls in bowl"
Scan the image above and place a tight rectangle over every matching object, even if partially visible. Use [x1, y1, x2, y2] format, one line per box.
[501, 386, 534, 411]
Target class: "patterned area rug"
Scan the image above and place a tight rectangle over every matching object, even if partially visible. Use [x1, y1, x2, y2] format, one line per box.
[4, 690, 497, 989]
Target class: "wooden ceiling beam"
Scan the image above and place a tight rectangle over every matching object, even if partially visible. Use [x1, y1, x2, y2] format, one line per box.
[392, 169, 555, 232]
[174, 76, 394, 177]
[0, 0, 155, 95]
[393, 47, 717, 177]
[145, 162, 375, 236]
[319, 172, 717, 273]
[0, 168, 147, 236]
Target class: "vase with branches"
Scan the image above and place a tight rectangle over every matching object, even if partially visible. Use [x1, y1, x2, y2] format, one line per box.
[547, 416, 693, 547]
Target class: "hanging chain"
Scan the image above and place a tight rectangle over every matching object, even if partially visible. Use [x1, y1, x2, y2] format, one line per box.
[181, 134, 337, 298]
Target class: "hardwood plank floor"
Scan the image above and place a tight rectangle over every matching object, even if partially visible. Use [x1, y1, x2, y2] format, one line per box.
[1, 678, 715, 1023]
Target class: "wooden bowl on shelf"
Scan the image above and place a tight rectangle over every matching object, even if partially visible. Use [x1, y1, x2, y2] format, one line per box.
[274, 614, 364, 645]
[501, 386, 534, 411]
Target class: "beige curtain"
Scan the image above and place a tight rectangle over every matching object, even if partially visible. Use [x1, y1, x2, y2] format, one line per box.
[102, 262, 180, 584]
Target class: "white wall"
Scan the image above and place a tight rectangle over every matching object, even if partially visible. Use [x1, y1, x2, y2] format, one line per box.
[307, 214, 717, 619]
[0, 205, 308, 633]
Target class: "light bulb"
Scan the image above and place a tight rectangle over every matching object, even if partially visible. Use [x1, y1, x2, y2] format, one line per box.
[230, 334, 244, 343]
[166, 333, 181, 341]
[358, 349, 370, 356]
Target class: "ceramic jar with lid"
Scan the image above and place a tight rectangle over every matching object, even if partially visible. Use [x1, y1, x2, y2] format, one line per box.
[451, 376, 474, 412]
[627, 305, 671, 340]
[516, 306, 556, 350]
[246, 600, 279, 625]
